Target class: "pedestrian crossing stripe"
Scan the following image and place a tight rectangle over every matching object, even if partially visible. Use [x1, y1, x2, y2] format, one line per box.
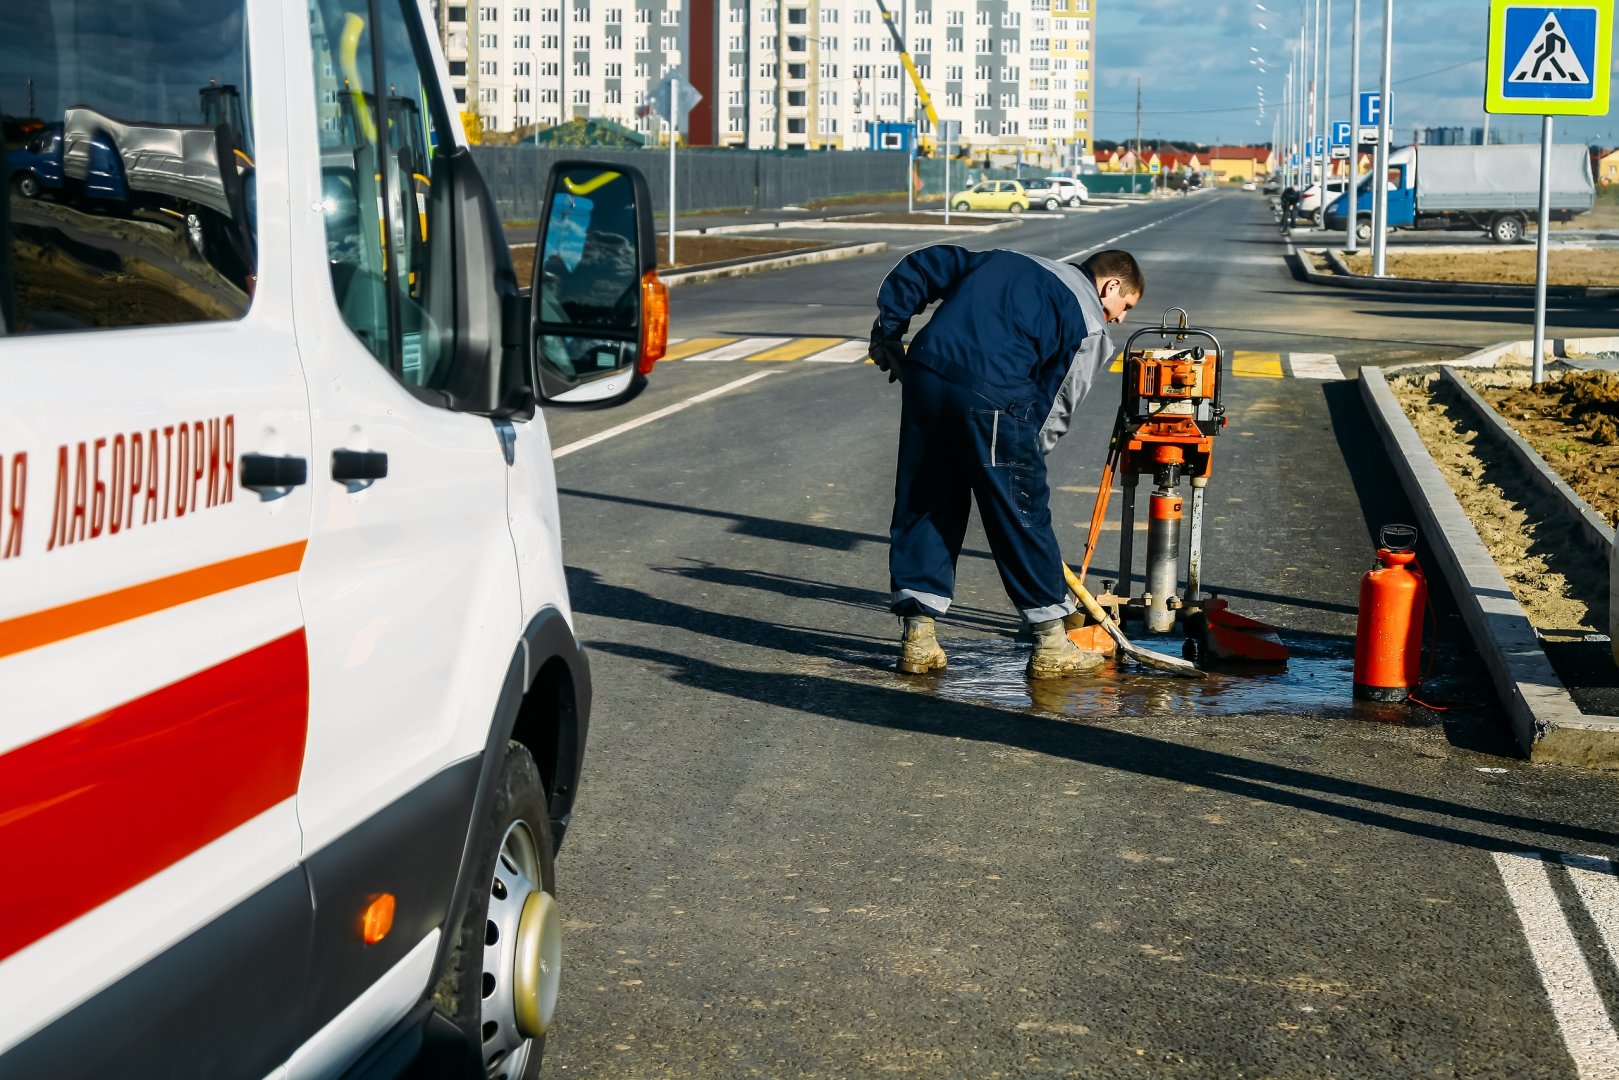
[664, 338, 1344, 378]
[1105, 351, 1344, 379]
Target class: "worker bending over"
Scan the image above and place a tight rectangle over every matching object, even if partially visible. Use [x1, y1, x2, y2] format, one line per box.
[870, 246, 1143, 679]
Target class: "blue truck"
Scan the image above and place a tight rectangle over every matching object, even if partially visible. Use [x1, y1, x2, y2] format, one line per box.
[1324, 143, 1595, 244]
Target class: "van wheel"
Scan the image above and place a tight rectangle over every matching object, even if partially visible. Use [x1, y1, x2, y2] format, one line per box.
[1042, 197, 1059, 211]
[16, 174, 40, 199]
[433, 742, 558, 1080]
[954, 200, 970, 211]
[1355, 218, 1373, 243]
[1491, 214, 1524, 244]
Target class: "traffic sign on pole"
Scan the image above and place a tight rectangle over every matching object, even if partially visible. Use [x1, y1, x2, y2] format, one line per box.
[1485, 1, 1612, 115]
[1357, 91, 1387, 128]
[1331, 121, 1352, 146]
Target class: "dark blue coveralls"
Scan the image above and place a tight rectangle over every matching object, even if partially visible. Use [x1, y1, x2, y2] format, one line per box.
[873, 246, 1114, 626]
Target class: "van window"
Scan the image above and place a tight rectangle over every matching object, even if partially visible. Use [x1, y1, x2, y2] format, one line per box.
[0, 0, 256, 335]
[307, 0, 458, 390]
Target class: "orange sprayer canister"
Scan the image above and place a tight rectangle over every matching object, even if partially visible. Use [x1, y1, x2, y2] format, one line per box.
[1353, 525, 1426, 702]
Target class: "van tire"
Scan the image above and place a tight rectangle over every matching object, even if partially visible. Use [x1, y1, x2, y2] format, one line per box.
[1355, 218, 1373, 243]
[16, 174, 40, 199]
[1042, 196, 1059, 211]
[1491, 214, 1525, 244]
[433, 741, 556, 1080]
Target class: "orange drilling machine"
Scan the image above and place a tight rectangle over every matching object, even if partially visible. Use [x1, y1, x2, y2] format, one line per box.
[1075, 309, 1286, 664]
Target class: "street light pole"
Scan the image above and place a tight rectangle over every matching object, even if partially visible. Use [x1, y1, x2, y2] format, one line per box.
[1371, 0, 1392, 277]
[1321, 0, 1331, 222]
[1345, 0, 1361, 251]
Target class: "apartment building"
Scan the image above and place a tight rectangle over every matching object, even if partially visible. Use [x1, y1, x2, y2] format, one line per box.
[433, 0, 1095, 167]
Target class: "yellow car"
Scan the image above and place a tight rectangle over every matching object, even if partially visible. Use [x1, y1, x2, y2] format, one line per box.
[952, 180, 1029, 213]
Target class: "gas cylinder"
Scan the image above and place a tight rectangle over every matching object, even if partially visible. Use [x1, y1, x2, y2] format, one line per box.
[1353, 525, 1426, 702]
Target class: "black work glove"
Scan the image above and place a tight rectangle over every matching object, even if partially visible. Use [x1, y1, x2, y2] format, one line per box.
[869, 336, 907, 384]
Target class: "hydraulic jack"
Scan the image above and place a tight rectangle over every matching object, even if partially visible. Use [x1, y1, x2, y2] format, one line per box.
[1073, 309, 1287, 665]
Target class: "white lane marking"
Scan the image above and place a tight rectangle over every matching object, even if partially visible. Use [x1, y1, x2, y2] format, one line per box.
[806, 340, 870, 363]
[1058, 202, 1207, 263]
[1288, 352, 1345, 380]
[1493, 851, 1619, 1079]
[1566, 855, 1619, 977]
[685, 336, 789, 361]
[551, 371, 782, 460]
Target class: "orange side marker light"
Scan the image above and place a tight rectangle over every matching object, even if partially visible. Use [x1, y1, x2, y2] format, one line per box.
[361, 893, 396, 945]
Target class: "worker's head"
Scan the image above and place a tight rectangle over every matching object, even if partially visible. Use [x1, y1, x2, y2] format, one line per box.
[1076, 249, 1143, 324]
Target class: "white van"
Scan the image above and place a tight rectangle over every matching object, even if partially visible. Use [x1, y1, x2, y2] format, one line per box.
[0, 1, 665, 1077]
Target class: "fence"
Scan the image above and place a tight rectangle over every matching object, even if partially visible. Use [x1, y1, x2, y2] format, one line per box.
[471, 145, 910, 221]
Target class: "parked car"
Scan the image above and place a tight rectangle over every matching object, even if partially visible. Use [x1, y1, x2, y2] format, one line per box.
[1300, 177, 1350, 225]
[953, 180, 1029, 213]
[1241, 181, 1257, 191]
[1262, 177, 1282, 195]
[1021, 176, 1088, 208]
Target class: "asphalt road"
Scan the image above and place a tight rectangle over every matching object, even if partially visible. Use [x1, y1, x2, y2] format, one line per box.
[539, 190, 1619, 1077]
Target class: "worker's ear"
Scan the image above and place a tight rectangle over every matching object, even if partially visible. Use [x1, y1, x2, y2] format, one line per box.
[1097, 276, 1122, 300]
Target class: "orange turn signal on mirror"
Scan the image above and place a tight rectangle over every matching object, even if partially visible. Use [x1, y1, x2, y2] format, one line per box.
[639, 270, 669, 375]
[361, 893, 396, 945]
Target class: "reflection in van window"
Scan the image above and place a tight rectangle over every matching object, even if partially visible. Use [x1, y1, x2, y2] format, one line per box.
[307, 0, 456, 388]
[0, 0, 256, 334]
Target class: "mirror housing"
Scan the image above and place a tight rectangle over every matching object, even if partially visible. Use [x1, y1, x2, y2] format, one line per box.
[530, 160, 664, 405]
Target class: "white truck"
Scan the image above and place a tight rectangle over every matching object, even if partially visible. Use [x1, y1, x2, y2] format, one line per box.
[0, 1, 666, 1077]
[1324, 143, 1596, 243]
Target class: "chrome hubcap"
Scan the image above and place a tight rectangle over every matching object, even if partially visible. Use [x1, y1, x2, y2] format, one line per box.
[480, 820, 557, 1079]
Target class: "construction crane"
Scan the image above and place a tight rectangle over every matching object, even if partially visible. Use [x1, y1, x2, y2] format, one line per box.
[871, 0, 939, 155]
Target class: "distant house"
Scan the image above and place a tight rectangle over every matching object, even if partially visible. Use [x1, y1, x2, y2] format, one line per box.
[1598, 148, 1619, 186]
[1098, 148, 1139, 172]
[1207, 146, 1274, 183]
[529, 117, 646, 148]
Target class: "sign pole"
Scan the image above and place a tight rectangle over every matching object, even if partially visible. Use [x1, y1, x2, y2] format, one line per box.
[668, 76, 679, 266]
[1346, 0, 1361, 252]
[1532, 114, 1552, 385]
[943, 127, 951, 224]
[1371, 0, 1393, 277]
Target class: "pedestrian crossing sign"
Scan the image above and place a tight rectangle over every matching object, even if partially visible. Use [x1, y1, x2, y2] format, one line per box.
[1486, 1, 1612, 115]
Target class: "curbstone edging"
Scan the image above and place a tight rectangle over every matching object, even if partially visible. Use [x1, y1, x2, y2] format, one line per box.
[661, 241, 889, 288]
[1438, 367, 1616, 558]
[1289, 246, 1619, 299]
[1359, 367, 1619, 767]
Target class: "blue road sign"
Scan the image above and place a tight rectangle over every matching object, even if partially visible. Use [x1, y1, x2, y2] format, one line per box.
[1332, 121, 1352, 146]
[1312, 135, 1324, 156]
[1358, 91, 1387, 127]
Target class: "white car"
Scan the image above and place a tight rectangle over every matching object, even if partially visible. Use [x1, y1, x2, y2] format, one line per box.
[1300, 178, 1351, 223]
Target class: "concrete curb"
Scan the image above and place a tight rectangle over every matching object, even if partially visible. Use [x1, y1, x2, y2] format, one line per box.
[1359, 367, 1619, 767]
[660, 241, 889, 288]
[1438, 367, 1616, 559]
[1445, 336, 1619, 369]
[1290, 246, 1619, 300]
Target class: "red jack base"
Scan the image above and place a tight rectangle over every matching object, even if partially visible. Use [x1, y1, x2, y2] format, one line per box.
[1191, 599, 1289, 665]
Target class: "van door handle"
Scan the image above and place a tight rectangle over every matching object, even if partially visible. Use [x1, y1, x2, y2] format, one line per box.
[240, 453, 309, 490]
[331, 449, 389, 482]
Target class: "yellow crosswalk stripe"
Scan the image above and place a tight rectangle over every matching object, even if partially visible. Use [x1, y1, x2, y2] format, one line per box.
[746, 337, 849, 362]
[1230, 350, 1284, 378]
[662, 336, 739, 361]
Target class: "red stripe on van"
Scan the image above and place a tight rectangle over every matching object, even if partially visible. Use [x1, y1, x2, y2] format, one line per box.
[0, 631, 310, 962]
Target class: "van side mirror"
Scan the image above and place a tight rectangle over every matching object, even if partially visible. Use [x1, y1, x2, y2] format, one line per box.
[531, 161, 667, 405]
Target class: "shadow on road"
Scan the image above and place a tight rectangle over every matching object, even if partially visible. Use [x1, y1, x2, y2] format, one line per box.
[589, 638, 1603, 854]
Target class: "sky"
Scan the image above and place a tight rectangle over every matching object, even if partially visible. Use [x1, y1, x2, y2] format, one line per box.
[1097, 1, 1619, 149]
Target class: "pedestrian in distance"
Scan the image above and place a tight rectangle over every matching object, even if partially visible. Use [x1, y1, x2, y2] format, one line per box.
[868, 247, 1143, 680]
[1280, 184, 1301, 231]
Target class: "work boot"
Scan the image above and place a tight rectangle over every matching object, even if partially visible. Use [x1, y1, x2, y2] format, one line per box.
[898, 615, 947, 674]
[1026, 619, 1106, 680]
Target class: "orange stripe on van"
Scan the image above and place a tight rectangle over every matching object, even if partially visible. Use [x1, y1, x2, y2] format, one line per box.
[0, 542, 306, 661]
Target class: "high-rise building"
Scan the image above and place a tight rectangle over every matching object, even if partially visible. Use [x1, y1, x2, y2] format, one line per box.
[433, 0, 1095, 166]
